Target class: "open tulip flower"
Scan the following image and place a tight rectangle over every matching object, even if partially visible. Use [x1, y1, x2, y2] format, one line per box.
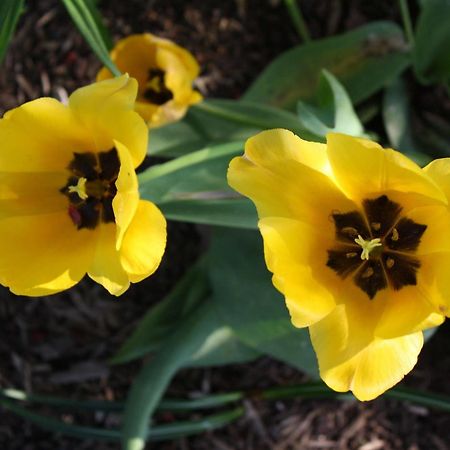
[97, 34, 202, 127]
[0, 75, 166, 296]
[228, 130, 450, 400]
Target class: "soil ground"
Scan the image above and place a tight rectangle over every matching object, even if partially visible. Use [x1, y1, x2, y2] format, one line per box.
[0, 1, 450, 449]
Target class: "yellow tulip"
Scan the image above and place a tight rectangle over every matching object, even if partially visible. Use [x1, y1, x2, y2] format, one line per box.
[0, 75, 166, 296]
[97, 34, 202, 127]
[228, 130, 450, 400]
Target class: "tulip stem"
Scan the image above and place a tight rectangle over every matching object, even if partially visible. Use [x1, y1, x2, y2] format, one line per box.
[283, 0, 311, 43]
[398, 0, 415, 47]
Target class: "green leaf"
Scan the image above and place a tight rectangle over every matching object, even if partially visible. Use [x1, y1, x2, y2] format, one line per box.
[80, 0, 113, 50]
[190, 99, 317, 140]
[61, 0, 119, 76]
[383, 76, 450, 161]
[0, 0, 25, 64]
[382, 77, 431, 165]
[122, 300, 223, 450]
[149, 119, 208, 158]
[140, 140, 258, 229]
[147, 98, 320, 159]
[188, 325, 260, 367]
[414, 0, 450, 84]
[297, 69, 366, 139]
[0, 395, 243, 442]
[158, 198, 257, 229]
[244, 21, 410, 110]
[111, 259, 209, 364]
[0, 387, 243, 413]
[208, 228, 318, 376]
[140, 141, 244, 203]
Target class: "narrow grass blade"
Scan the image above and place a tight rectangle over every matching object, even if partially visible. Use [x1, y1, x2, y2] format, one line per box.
[60, 0, 119, 75]
[0, 395, 243, 442]
[0, 0, 25, 64]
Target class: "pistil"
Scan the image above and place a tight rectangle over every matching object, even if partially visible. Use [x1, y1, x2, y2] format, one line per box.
[354, 235, 382, 260]
[68, 177, 88, 200]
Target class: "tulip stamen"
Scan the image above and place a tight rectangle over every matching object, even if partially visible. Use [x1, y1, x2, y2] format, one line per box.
[143, 68, 174, 105]
[61, 148, 120, 229]
[68, 177, 88, 200]
[354, 235, 382, 260]
[327, 195, 427, 299]
[391, 228, 399, 241]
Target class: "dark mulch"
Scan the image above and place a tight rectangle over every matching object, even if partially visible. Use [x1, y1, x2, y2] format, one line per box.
[0, 0, 449, 449]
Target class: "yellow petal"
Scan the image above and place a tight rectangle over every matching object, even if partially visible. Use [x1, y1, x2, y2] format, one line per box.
[69, 75, 147, 167]
[418, 252, 450, 316]
[0, 98, 93, 172]
[423, 157, 450, 201]
[0, 212, 96, 296]
[259, 217, 335, 327]
[244, 129, 329, 174]
[153, 34, 200, 81]
[375, 286, 443, 338]
[96, 34, 201, 127]
[97, 35, 158, 88]
[112, 140, 139, 249]
[402, 205, 450, 254]
[88, 223, 130, 296]
[0, 172, 67, 218]
[228, 136, 353, 227]
[134, 100, 159, 125]
[156, 44, 200, 103]
[327, 133, 446, 205]
[120, 200, 167, 282]
[146, 101, 189, 128]
[310, 304, 423, 401]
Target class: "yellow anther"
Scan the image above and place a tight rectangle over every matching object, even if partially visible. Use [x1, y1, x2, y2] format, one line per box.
[362, 266, 374, 278]
[68, 177, 88, 200]
[342, 226, 358, 236]
[371, 222, 381, 231]
[354, 235, 382, 260]
[391, 228, 399, 241]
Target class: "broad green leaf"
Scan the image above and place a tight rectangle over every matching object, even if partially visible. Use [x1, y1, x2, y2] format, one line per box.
[208, 228, 318, 376]
[61, 0, 119, 76]
[158, 198, 257, 229]
[244, 21, 410, 110]
[0, 0, 25, 64]
[111, 259, 209, 364]
[147, 98, 319, 158]
[414, 0, 450, 84]
[382, 77, 431, 165]
[188, 325, 260, 367]
[191, 99, 318, 140]
[122, 300, 223, 450]
[149, 119, 207, 158]
[297, 69, 366, 139]
[111, 254, 260, 367]
[140, 141, 244, 203]
[383, 77, 450, 161]
[140, 140, 258, 228]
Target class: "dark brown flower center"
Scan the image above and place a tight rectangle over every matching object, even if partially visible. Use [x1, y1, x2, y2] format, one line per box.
[60, 148, 120, 230]
[326, 195, 427, 299]
[143, 68, 173, 105]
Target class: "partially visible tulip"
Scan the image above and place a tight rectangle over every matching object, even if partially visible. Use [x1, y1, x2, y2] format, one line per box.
[97, 33, 202, 127]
